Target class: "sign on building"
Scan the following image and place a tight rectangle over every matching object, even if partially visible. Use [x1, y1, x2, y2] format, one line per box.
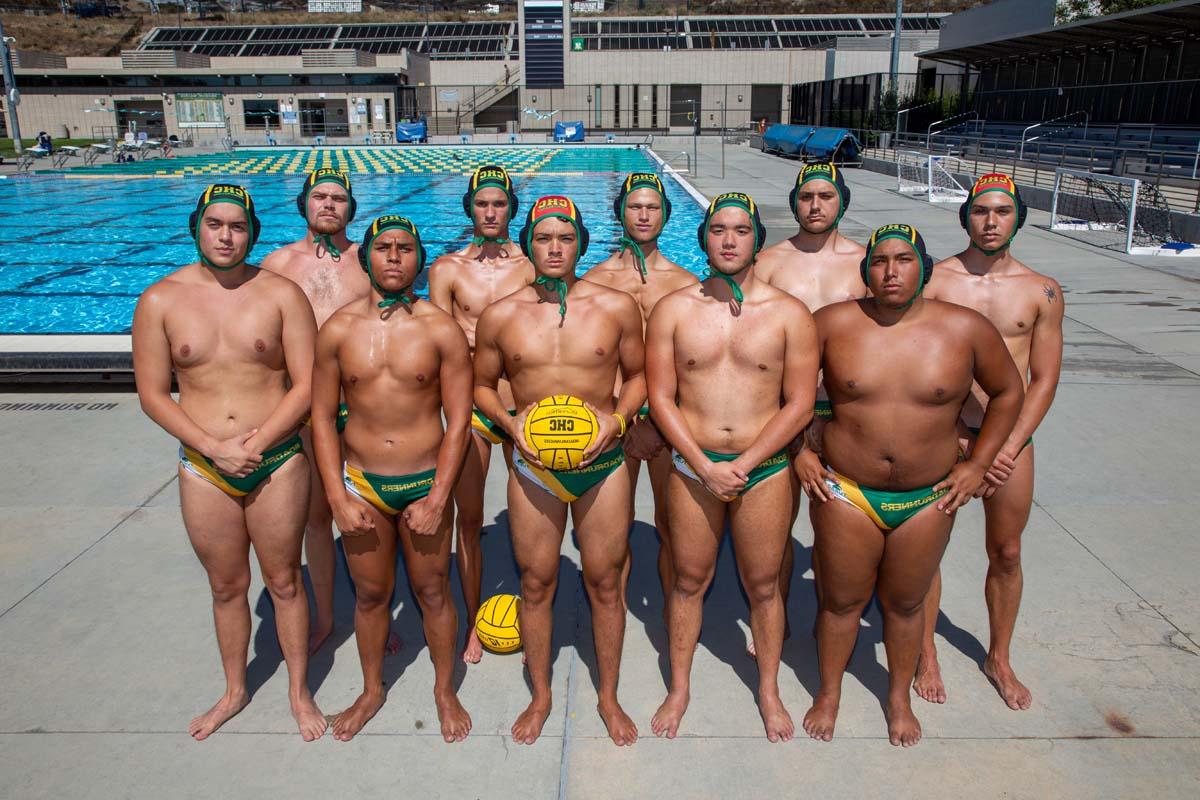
[175, 93, 225, 128]
[309, 0, 362, 12]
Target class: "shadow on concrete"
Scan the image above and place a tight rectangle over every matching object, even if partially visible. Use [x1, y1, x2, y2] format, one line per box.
[931, 607, 989, 671]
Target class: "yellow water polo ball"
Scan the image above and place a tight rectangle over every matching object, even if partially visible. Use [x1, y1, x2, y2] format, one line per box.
[523, 395, 598, 471]
[475, 593, 522, 654]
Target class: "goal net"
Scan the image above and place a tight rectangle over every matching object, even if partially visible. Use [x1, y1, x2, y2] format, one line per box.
[1050, 168, 1178, 254]
[896, 151, 970, 203]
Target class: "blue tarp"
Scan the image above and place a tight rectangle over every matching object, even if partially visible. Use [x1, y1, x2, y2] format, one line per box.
[553, 121, 586, 142]
[804, 127, 861, 161]
[763, 124, 815, 155]
[396, 121, 427, 143]
[762, 124, 861, 162]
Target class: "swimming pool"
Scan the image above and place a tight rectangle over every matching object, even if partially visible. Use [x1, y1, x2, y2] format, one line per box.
[0, 146, 708, 335]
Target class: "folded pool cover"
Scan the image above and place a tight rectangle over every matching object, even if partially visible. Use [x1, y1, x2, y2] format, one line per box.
[763, 125, 860, 161]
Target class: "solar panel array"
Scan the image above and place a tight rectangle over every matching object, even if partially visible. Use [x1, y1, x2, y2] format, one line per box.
[139, 15, 943, 59]
[572, 14, 944, 51]
[141, 20, 516, 60]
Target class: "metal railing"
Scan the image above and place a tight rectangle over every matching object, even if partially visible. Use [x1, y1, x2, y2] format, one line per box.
[895, 99, 941, 137]
[927, 112, 980, 148]
[658, 150, 691, 175]
[852, 126, 1200, 214]
[1020, 111, 1089, 160]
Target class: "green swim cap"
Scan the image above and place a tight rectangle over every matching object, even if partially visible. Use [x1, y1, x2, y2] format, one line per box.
[189, 184, 261, 271]
[357, 215, 427, 308]
[614, 173, 672, 277]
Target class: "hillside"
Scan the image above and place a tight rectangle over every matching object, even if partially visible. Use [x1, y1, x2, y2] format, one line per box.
[0, 1, 974, 58]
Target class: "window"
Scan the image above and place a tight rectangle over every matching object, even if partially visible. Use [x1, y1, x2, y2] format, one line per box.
[243, 99, 280, 130]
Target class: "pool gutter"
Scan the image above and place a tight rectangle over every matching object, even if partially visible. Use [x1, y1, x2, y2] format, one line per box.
[0, 336, 133, 381]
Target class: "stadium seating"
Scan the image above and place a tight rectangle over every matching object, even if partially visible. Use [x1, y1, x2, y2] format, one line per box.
[918, 122, 1200, 179]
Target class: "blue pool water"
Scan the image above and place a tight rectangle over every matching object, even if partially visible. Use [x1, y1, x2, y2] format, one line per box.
[0, 146, 708, 334]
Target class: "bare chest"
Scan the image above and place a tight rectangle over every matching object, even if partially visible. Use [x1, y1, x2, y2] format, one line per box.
[338, 326, 442, 392]
[453, 266, 529, 320]
[499, 308, 620, 372]
[825, 329, 971, 407]
[772, 264, 862, 312]
[166, 293, 283, 370]
[675, 308, 786, 376]
[299, 263, 370, 325]
[939, 279, 1038, 348]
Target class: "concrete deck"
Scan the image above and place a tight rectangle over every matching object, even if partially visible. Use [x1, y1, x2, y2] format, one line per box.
[2, 140, 1199, 799]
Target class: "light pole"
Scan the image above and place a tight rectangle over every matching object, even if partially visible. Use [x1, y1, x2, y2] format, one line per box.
[0, 23, 23, 154]
[890, 0, 903, 95]
[688, 97, 697, 176]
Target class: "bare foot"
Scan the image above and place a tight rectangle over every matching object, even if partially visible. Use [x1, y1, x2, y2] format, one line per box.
[436, 691, 472, 743]
[758, 692, 794, 743]
[462, 629, 483, 665]
[291, 693, 328, 742]
[308, 620, 333, 656]
[984, 658, 1032, 711]
[913, 653, 947, 704]
[511, 699, 552, 745]
[386, 630, 403, 657]
[332, 689, 384, 741]
[802, 691, 839, 742]
[886, 698, 922, 747]
[598, 699, 638, 746]
[650, 690, 689, 739]
[188, 690, 249, 740]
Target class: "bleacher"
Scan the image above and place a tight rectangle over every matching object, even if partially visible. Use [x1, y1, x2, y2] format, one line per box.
[904, 118, 1199, 178]
[141, 20, 516, 60]
[570, 14, 944, 51]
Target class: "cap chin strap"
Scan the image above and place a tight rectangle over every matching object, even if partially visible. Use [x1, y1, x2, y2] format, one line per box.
[472, 235, 510, 246]
[968, 233, 1015, 257]
[895, 281, 925, 311]
[705, 268, 744, 304]
[535, 275, 568, 318]
[618, 236, 648, 278]
[197, 243, 242, 272]
[313, 233, 342, 259]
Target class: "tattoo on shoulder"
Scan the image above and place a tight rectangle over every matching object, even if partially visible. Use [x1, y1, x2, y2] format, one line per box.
[1043, 284, 1057, 303]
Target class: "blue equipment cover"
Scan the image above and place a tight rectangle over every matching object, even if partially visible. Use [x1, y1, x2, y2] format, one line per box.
[554, 121, 586, 142]
[763, 124, 815, 155]
[396, 121, 427, 143]
[804, 128, 861, 160]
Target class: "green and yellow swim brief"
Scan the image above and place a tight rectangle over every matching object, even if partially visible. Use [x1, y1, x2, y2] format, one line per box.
[512, 445, 626, 503]
[304, 402, 350, 434]
[179, 433, 304, 498]
[671, 448, 790, 499]
[822, 466, 947, 531]
[343, 462, 436, 516]
[471, 407, 514, 445]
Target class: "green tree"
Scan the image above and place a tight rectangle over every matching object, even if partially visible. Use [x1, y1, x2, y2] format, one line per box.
[1057, 0, 1171, 24]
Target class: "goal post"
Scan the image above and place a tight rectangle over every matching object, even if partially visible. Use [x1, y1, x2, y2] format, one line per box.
[895, 150, 970, 203]
[1050, 168, 1138, 254]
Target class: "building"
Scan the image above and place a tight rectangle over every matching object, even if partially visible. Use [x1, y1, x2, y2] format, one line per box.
[3, 1, 946, 144]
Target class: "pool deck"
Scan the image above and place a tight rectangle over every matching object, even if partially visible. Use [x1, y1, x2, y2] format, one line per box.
[2, 141, 1199, 799]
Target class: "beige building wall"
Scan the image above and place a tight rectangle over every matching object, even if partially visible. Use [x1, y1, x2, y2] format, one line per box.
[565, 49, 827, 86]
[831, 50, 922, 80]
[10, 83, 401, 146]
